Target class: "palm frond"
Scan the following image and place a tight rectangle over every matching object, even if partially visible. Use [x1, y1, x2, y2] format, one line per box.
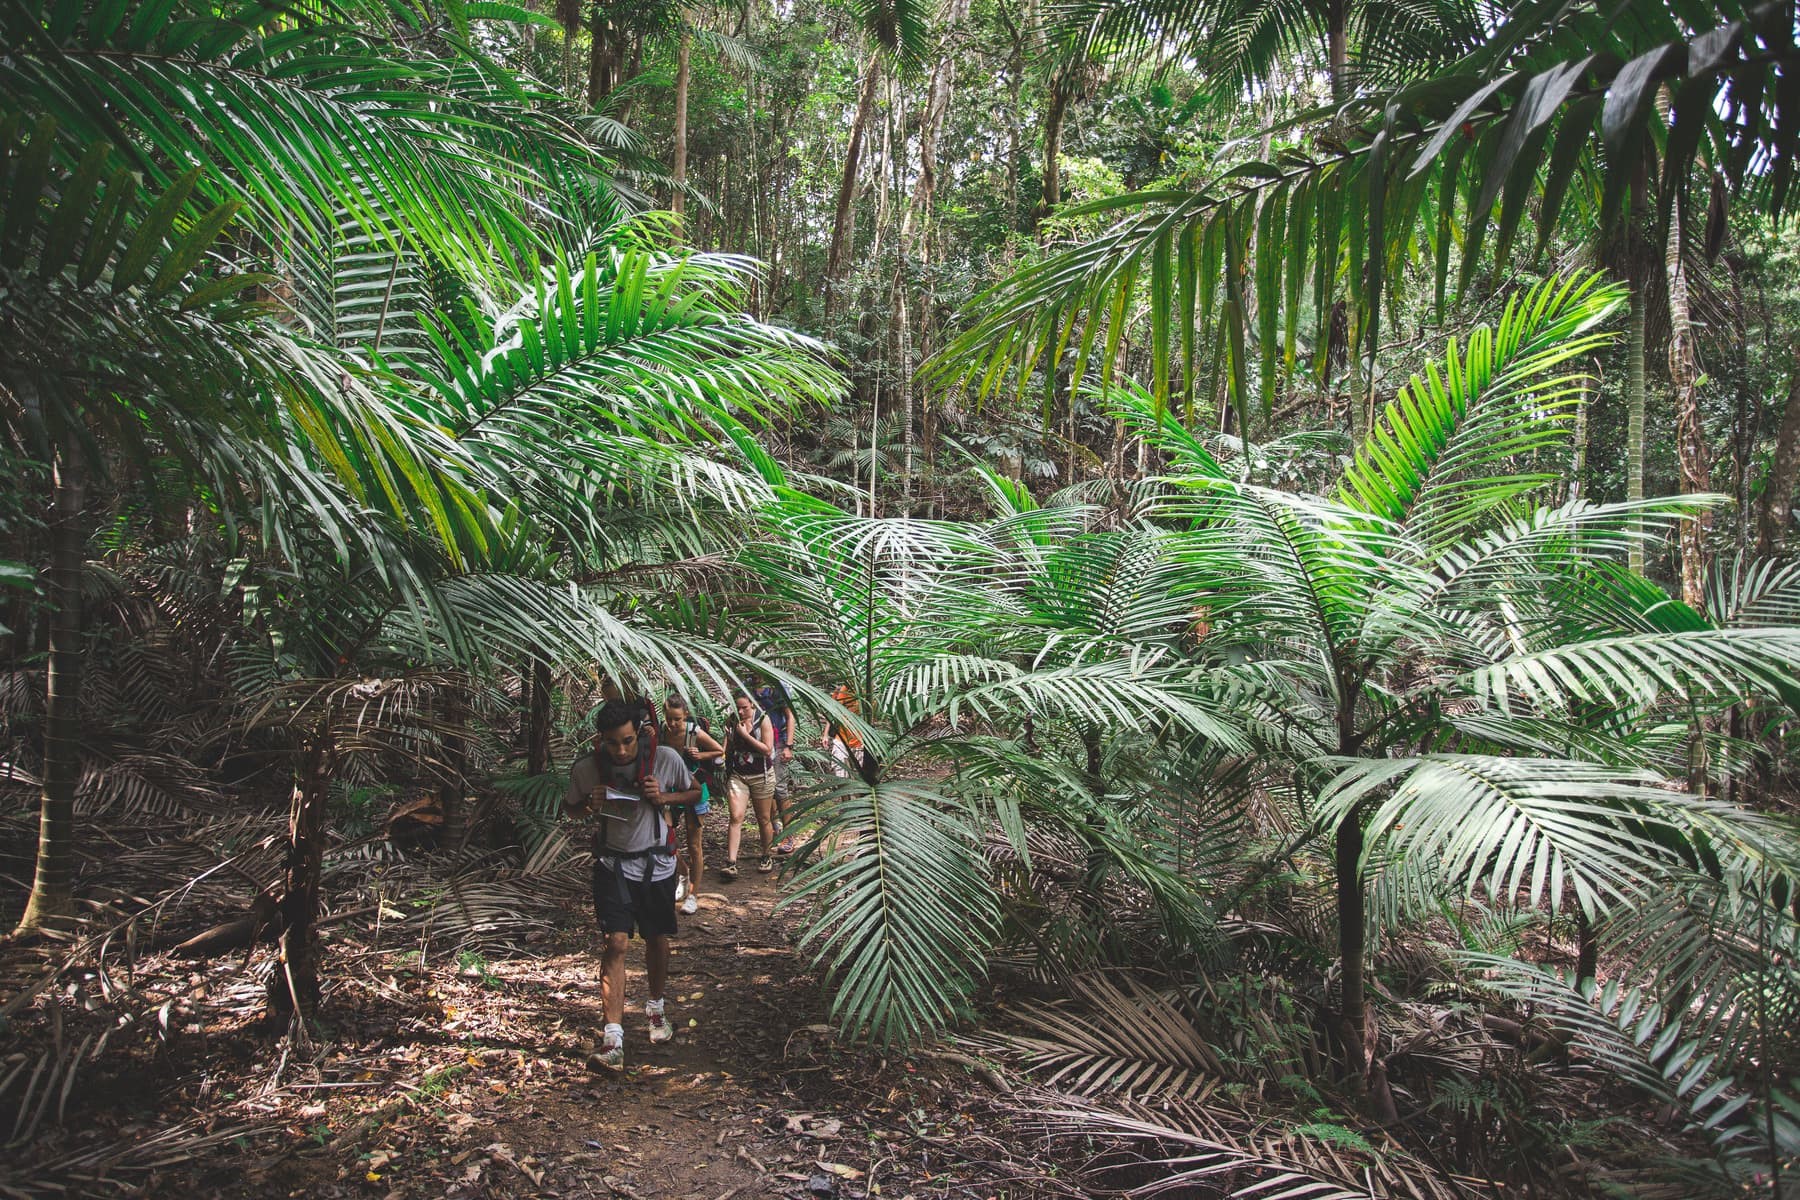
[780, 776, 999, 1044]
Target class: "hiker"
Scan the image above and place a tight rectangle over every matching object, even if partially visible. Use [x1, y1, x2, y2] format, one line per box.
[822, 682, 865, 777]
[564, 699, 698, 1071]
[751, 674, 797, 853]
[720, 692, 778, 879]
[661, 693, 723, 914]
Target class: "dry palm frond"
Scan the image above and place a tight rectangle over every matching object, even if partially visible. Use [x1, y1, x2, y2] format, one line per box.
[0, 1116, 278, 1198]
[964, 971, 1226, 1101]
[1016, 1087, 1483, 1199]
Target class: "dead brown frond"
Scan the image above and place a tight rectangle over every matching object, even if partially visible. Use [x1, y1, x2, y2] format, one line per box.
[1013, 1086, 1485, 1199]
[964, 971, 1226, 1102]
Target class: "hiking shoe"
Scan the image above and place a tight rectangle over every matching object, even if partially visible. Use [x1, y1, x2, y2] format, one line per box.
[587, 1026, 625, 1072]
[646, 1001, 672, 1044]
[757, 856, 774, 873]
[719, 860, 738, 882]
[777, 837, 797, 856]
[681, 892, 698, 915]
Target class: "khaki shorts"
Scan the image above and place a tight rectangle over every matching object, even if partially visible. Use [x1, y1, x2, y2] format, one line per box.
[731, 771, 775, 805]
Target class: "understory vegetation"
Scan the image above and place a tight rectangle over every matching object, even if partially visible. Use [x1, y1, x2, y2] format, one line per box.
[2, 0, 1798, 1197]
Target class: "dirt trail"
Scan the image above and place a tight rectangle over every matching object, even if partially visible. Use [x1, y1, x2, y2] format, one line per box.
[1, 822, 1044, 1200]
[254, 859, 849, 1200]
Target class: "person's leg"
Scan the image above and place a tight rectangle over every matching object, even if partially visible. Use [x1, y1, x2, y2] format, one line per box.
[725, 780, 747, 873]
[685, 810, 705, 881]
[640, 876, 677, 1043]
[599, 930, 630, 1025]
[750, 772, 775, 866]
[645, 934, 670, 1001]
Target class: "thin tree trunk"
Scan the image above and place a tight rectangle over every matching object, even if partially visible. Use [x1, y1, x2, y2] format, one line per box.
[998, 3, 1023, 240]
[1757, 345, 1800, 557]
[16, 434, 85, 935]
[670, 28, 691, 218]
[1327, 0, 1348, 103]
[1665, 191, 1710, 608]
[1570, 376, 1589, 503]
[527, 657, 553, 776]
[1039, 77, 1073, 225]
[439, 684, 469, 851]
[1627, 271, 1648, 575]
[270, 730, 332, 1024]
[824, 52, 883, 318]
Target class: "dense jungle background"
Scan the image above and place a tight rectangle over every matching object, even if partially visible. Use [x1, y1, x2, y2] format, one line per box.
[2, 0, 1799, 1196]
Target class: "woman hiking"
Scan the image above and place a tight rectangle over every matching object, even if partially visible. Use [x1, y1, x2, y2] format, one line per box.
[720, 692, 779, 879]
[661, 693, 723, 913]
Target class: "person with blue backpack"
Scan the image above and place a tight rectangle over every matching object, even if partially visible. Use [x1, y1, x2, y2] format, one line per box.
[564, 699, 698, 1071]
[751, 674, 797, 855]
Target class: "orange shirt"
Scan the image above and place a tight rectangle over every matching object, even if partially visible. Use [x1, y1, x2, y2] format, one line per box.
[831, 687, 863, 750]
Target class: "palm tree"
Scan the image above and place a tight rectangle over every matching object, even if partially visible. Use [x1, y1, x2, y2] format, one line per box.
[1, 2, 846, 951]
[929, 1, 1800, 449]
[767, 275, 1800, 1132]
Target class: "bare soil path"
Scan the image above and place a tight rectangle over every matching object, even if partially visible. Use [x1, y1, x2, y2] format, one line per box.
[1, 824, 1050, 1200]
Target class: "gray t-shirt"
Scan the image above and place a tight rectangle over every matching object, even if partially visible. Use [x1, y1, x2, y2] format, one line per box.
[566, 745, 694, 882]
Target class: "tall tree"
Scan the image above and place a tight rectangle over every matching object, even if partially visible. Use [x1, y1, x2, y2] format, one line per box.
[822, 0, 934, 317]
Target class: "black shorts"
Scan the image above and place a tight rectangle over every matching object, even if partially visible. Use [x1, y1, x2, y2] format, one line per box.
[591, 858, 678, 939]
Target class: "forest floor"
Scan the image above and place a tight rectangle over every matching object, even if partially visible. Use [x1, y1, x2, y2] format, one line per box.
[0, 822, 1071, 1200]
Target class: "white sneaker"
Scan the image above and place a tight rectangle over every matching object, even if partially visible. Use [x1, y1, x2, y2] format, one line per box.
[646, 1000, 673, 1044]
[588, 1023, 625, 1071]
[674, 874, 687, 902]
[681, 892, 698, 915]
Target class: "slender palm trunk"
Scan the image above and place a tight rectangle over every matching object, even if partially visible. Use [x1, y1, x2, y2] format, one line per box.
[527, 657, 553, 776]
[1627, 271, 1648, 575]
[439, 684, 468, 851]
[670, 28, 691, 218]
[1327, 0, 1347, 103]
[271, 730, 332, 1022]
[16, 438, 85, 935]
[1333, 695, 1397, 1123]
[824, 52, 883, 318]
[1570, 376, 1590, 502]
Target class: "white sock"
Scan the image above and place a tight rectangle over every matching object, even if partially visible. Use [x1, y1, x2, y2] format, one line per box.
[645, 998, 665, 1017]
[603, 1022, 624, 1046]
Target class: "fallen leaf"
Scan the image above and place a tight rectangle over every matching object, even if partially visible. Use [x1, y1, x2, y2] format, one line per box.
[817, 1162, 864, 1179]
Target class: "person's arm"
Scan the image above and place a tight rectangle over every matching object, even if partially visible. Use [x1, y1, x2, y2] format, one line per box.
[695, 727, 725, 759]
[650, 752, 699, 806]
[737, 715, 774, 756]
[564, 764, 594, 816]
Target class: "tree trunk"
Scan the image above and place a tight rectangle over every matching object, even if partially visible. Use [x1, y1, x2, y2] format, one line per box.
[1627, 270, 1648, 575]
[15, 436, 85, 936]
[824, 52, 883, 318]
[1665, 197, 1710, 609]
[1000, 5, 1023, 240]
[1570, 377, 1590, 502]
[439, 683, 469, 851]
[527, 657, 553, 776]
[1039, 77, 1073, 224]
[1326, 0, 1348, 103]
[270, 731, 332, 1024]
[670, 28, 691, 218]
[1757, 346, 1800, 557]
[586, 5, 614, 108]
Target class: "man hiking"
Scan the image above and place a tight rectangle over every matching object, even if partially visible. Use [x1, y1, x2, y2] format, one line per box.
[565, 699, 698, 1071]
